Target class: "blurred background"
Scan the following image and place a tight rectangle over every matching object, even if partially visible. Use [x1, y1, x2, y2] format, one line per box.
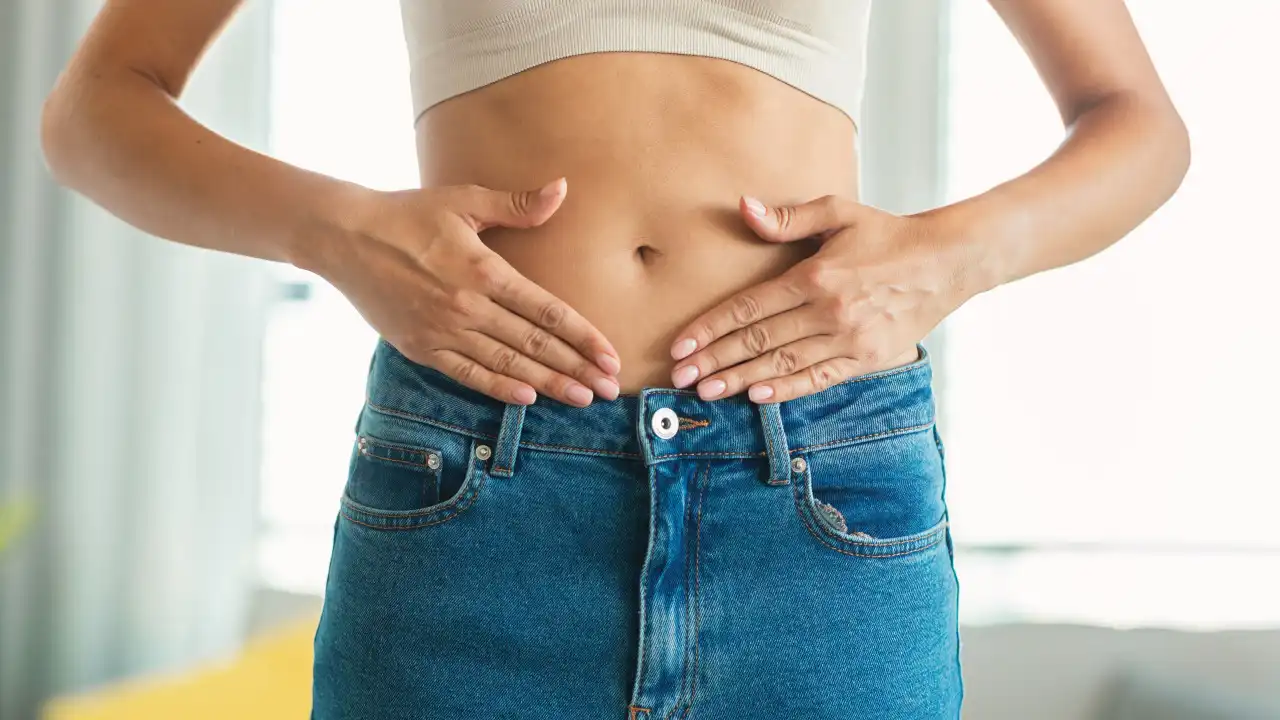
[2, 1, 1278, 718]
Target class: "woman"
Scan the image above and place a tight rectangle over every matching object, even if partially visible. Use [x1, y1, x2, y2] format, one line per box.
[40, 1, 1188, 717]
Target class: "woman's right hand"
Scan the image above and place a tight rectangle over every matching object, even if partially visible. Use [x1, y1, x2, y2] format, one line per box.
[315, 177, 621, 407]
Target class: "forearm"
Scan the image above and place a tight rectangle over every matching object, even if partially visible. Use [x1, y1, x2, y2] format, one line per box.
[40, 64, 366, 270]
[926, 91, 1191, 299]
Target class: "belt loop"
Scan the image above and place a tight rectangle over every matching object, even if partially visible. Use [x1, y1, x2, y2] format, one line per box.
[757, 402, 792, 485]
[489, 403, 526, 478]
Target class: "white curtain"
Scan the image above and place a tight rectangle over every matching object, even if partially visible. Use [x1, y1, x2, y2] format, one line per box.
[0, 1, 275, 717]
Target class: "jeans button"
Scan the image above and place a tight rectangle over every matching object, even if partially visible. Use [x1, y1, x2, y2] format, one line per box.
[651, 407, 679, 439]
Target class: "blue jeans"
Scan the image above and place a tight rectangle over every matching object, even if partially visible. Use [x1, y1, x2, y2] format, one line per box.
[312, 338, 962, 719]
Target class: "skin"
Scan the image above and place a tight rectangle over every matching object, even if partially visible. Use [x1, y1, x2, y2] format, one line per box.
[41, 0, 1188, 407]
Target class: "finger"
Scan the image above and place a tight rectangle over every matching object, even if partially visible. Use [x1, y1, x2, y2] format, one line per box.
[449, 177, 568, 232]
[474, 299, 621, 400]
[692, 336, 838, 401]
[670, 275, 807, 361]
[670, 307, 824, 389]
[427, 349, 539, 406]
[740, 194, 863, 243]
[484, 261, 623, 377]
[456, 330, 600, 408]
[749, 356, 874, 404]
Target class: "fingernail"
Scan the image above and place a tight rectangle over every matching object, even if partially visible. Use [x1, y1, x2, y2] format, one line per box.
[592, 377, 620, 401]
[672, 364, 700, 388]
[671, 338, 697, 360]
[566, 384, 593, 406]
[698, 379, 726, 400]
[513, 387, 537, 405]
[748, 385, 775, 403]
[743, 196, 767, 217]
[597, 353, 621, 375]
[540, 177, 566, 198]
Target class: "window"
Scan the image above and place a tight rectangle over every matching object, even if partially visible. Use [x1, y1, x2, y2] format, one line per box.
[258, 0, 415, 593]
[945, 1, 1280, 628]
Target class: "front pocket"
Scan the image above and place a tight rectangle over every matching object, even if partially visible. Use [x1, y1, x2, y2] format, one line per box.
[339, 423, 488, 531]
[792, 424, 949, 557]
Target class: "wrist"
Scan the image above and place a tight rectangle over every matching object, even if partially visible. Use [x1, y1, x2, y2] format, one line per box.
[911, 200, 1006, 303]
[286, 179, 383, 278]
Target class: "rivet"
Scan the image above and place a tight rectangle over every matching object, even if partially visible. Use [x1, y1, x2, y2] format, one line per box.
[790, 457, 807, 474]
[426, 453, 442, 470]
[475, 444, 492, 460]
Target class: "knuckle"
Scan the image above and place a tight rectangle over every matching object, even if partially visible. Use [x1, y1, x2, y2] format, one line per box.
[775, 204, 796, 232]
[807, 362, 839, 391]
[509, 190, 534, 216]
[453, 359, 481, 385]
[800, 262, 832, 291]
[521, 327, 551, 358]
[818, 194, 841, 220]
[445, 288, 479, 318]
[771, 347, 800, 374]
[743, 323, 771, 355]
[469, 255, 508, 293]
[491, 347, 520, 375]
[730, 293, 763, 325]
[692, 322, 716, 346]
[536, 301, 567, 330]
[822, 295, 856, 330]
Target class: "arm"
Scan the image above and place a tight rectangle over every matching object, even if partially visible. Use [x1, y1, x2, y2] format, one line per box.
[928, 0, 1191, 296]
[41, 0, 622, 406]
[667, 0, 1190, 402]
[40, 0, 353, 266]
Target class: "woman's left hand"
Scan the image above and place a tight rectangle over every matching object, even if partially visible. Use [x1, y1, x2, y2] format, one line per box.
[668, 194, 971, 403]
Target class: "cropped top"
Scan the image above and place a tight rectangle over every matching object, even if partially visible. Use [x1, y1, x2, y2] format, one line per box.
[399, 0, 874, 127]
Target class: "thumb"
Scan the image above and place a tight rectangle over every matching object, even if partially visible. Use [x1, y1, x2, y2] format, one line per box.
[455, 177, 568, 232]
[740, 194, 856, 243]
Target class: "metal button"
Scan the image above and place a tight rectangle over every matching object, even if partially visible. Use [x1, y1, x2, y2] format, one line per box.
[426, 453, 442, 470]
[474, 444, 492, 460]
[651, 407, 679, 440]
[791, 457, 807, 474]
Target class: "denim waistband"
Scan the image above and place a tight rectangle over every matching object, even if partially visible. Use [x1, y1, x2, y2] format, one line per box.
[361, 339, 936, 484]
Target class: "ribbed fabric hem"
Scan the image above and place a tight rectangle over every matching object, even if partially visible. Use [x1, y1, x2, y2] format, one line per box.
[403, 0, 868, 129]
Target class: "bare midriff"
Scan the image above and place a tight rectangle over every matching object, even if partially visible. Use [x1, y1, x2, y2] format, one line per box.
[416, 52, 869, 393]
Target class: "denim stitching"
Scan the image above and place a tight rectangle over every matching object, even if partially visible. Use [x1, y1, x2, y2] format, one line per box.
[358, 435, 439, 459]
[520, 441, 640, 459]
[799, 514, 948, 558]
[665, 465, 697, 720]
[688, 464, 709, 714]
[789, 422, 935, 454]
[366, 402, 498, 440]
[356, 451, 432, 471]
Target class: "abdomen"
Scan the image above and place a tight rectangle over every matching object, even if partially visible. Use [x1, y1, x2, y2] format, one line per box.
[416, 52, 859, 390]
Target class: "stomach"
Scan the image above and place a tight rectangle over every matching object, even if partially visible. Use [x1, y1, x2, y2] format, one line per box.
[415, 52, 861, 392]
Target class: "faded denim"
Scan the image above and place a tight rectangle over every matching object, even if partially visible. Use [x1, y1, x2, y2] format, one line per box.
[312, 338, 963, 719]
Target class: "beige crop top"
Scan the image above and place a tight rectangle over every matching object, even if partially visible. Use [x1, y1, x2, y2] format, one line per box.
[400, 0, 874, 127]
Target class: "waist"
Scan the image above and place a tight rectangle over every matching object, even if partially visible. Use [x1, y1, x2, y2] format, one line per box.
[415, 53, 860, 390]
[360, 338, 936, 464]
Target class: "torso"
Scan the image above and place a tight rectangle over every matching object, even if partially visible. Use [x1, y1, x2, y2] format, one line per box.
[416, 52, 862, 392]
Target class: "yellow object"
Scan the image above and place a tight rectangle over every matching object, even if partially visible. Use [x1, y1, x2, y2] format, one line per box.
[43, 614, 319, 720]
